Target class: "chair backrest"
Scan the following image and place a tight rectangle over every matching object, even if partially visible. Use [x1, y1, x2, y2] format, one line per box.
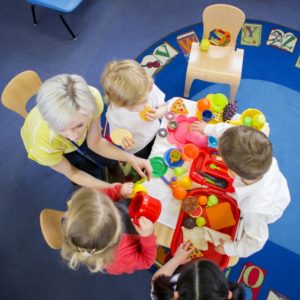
[1, 70, 42, 118]
[40, 208, 65, 250]
[202, 4, 245, 48]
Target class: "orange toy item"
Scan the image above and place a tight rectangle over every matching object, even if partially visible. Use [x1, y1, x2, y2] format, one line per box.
[197, 98, 211, 111]
[197, 195, 208, 206]
[205, 202, 236, 230]
[172, 186, 187, 200]
[171, 98, 188, 115]
[182, 143, 200, 161]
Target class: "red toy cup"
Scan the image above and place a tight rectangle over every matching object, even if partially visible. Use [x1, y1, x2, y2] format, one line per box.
[129, 192, 162, 225]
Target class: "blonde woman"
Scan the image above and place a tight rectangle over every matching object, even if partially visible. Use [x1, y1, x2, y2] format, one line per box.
[61, 186, 157, 274]
[102, 59, 168, 159]
[21, 74, 151, 190]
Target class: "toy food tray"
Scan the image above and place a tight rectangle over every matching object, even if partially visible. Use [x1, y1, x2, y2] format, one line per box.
[170, 188, 240, 270]
[190, 147, 234, 193]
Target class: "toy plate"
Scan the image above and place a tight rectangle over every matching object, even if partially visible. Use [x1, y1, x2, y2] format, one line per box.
[150, 156, 168, 178]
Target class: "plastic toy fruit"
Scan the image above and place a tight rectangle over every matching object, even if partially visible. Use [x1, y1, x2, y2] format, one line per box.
[252, 114, 266, 129]
[200, 38, 210, 51]
[189, 206, 203, 218]
[196, 216, 206, 227]
[197, 98, 210, 111]
[172, 186, 187, 200]
[173, 167, 187, 177]
[207, 195, 219, 207]
[197, 195, 208, 206]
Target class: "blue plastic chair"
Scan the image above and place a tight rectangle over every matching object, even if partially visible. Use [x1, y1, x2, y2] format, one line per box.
[26, 0, 83, 39]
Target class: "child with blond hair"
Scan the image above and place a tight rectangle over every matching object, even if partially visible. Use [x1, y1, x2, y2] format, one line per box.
[191, 122, 290, 258]
[61, 183, 157, 274]
[102, 59, 168, 159]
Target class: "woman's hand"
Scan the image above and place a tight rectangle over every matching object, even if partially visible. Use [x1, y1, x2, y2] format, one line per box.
[128, 155, 152, 179]
[120, 182, 134, 198]
[173, 241, 193, 265]
[190, 121, 207, 134]
[133, 216, 154, 237]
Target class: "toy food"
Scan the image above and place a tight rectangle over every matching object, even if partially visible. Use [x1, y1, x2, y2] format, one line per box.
[189, 206, 203, 218]
[205, 202, 236, 230]
[172, 186, 187, 200]
[183, 216, 196, 229]
[182, 227, 208, 251]
[182, 196, 198, 214]
[197, 98, 210, 111]
[171, 98, 188, 115]
[173, 167, 187, 177]
[167, 121, 178, 131]
[207, 195, 219, 207]
[110, 129, 133, 146]
[196, 216, 206, 227]
[200, 38, 210, 51]
[197, 195, 208, 206]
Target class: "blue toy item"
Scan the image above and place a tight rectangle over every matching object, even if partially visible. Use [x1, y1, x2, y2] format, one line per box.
[208, 136, 218, 148]
[164, 148, 184, 168]
[26, 0, 83, 39]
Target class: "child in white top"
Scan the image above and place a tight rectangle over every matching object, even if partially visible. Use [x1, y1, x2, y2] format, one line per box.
[102, 59, 168, 159]
[191, 121, 291, 258]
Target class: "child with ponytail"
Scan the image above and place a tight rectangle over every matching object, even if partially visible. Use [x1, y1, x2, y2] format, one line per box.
[61, 183, 157, 275]
[151, 242, 245, 300]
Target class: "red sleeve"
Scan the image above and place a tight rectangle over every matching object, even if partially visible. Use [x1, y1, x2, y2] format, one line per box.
[105, 233, 157, 275]
[100, 184, 122, 202]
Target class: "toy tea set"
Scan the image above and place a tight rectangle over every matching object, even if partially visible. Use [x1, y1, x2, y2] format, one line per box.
[150, 95, 267, 268]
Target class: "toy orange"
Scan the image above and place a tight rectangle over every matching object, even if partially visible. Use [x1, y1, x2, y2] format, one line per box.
[197, 195, 208, 206]
[197, 98, 210, 111]
[172, 186, 187, 200]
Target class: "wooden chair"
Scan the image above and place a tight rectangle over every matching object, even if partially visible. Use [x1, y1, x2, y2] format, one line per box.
[1, 70, 42, 118]
[184, 4, 246, 102]
[26, 0, 83, 40]
[40, 209, 65, 250]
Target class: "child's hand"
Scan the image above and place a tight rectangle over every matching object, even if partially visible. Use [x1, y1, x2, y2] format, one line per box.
[133, 216, 154, 237]
[145, 107, 158, 121]
[215, 240, 226, 254]
[120, 182, 134, 198]
[146, 103, 168, 120]
[122, 136, 135, 150]
[173, 241, 193, 265]
[190, 121, 207, 134]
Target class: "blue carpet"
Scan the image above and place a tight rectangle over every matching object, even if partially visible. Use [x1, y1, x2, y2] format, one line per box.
[137, 21, 300, 299]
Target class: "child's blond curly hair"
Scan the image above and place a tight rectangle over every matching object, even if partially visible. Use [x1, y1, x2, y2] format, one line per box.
[101, 59, 153, 107]
[61, 187, 122, 273]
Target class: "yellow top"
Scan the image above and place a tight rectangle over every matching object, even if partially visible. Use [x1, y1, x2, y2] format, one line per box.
[20, 86, 103, 167]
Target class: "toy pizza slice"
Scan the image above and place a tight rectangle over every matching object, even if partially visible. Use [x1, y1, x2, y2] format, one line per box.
[110, 129, 133, 146]
[171, 98, 188, 115]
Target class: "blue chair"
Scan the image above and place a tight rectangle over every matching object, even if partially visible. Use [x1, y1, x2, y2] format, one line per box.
[26, 0, 83, 39]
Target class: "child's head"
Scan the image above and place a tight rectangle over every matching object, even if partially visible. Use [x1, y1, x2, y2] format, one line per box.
[218, 126, 273, 181]
[152, 260, 245, 300]
[101, 59, 153, 108]
[61, 187, 122, 273]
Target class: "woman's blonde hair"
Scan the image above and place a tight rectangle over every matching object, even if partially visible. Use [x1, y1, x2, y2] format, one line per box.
[61, 188, 123, 273]
[37, 74, 99, 132]
[101, 59, 153, 107]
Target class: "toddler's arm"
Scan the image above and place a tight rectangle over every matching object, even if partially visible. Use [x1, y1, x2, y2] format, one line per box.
[191, 121, 232, 138]
[152, 241, 192, 281]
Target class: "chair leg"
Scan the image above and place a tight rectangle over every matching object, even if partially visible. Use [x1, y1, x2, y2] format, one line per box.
[184, 75, 193, 98]
[229, 80, 240, 103]
[59, 12, 77, 40]
[31, 4, 37, 25]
